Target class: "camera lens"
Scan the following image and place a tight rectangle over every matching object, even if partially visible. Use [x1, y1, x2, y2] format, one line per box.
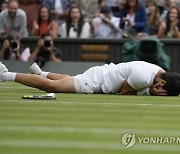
[44, 41, 51, 48]
[10, 40, 18, 49]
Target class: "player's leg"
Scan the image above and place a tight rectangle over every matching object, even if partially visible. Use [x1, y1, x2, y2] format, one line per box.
[15, 73, 76, 93]
[0, 63, 76, 93]
[2, 72, 76, 93]
[29, 63, 70, 80]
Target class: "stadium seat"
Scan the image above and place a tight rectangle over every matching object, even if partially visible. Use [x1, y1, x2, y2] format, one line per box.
[80, 44, 109, 62]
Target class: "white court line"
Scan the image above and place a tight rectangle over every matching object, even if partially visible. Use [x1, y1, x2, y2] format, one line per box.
[0, 86, 34, 90]
[61, 101, 180, 108]
[0, 125, 180, 136]
[0, 140, 180, 152]
[0, 99, 180, 107]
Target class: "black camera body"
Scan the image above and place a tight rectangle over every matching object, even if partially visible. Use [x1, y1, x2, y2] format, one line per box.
[44, 40, 52, 48]
[10, 40, 18, 49]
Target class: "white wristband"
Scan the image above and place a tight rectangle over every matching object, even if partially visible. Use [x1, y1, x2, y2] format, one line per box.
[137, 88, 150, 95]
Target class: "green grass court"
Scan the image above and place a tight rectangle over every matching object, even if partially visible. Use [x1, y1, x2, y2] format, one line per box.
[0, 82, 180, 154]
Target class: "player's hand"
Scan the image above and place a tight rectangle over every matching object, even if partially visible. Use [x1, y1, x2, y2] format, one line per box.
[149, 83, 167, 96]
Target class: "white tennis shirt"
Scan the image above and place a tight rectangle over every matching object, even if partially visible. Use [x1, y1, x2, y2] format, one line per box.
[74, 61, 162, 94]
[101, 61, 162, 93]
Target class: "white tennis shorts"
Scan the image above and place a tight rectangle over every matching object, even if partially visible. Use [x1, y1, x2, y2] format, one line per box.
[74, 66, 103, 94]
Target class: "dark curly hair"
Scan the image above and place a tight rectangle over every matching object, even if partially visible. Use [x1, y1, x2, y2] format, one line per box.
[161, 72, 180, 96]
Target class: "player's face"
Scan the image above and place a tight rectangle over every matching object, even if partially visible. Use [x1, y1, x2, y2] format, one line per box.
[156, 83, 165, 91]
[151, 80, 167, 96]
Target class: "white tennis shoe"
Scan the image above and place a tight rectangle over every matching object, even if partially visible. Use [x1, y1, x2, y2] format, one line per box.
[0, 62, 8, 82]
[29, 63, 42, 75]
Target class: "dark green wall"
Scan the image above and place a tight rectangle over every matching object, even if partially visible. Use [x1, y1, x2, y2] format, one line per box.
[1, 37, 180, 72]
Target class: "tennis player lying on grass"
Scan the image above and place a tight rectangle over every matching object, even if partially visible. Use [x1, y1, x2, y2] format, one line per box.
[0, 61, 180, 96]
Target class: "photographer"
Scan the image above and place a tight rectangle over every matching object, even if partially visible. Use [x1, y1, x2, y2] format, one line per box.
[28, 33, 62, 68]
[0, 31, 30, 61]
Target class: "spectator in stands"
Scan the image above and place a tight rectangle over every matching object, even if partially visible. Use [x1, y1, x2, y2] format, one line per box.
[119, 0, 148, 37]
[42, 0, 71, 37]
[92, 5, 121, 38]
[72, 0, 99, 23]
[0, 31, 31, 61]
[28, 33, 62, 68]
[160, 0, 174, 21]
[32, 6, 58, 38]
[113, 0, 126, 18]
[138, 0, 150, 6]
[158, 6, 180, 38]
[173, 0, 180, 7]
[60, 5, 91, 38]
[146, 0, 161, 37]
[0, 0, 28, 37]
[0, 1, 8, 12]
[19, 0, 43, 34]
[101, 0, 119, 13]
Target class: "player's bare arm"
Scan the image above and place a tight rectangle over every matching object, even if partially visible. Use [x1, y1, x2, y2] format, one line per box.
[120, 80, 137, 95]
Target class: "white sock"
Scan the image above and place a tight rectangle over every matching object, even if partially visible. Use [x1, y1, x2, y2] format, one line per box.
[40, 72, 49, 78]
[2, 72, 16, 81]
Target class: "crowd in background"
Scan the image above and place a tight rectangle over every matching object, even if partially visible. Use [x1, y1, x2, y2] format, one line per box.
[0, 0, 180, 39]
[0, 0, 180, 64]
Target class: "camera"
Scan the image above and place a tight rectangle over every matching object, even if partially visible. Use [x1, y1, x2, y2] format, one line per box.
[44, 40, 52, 48]
[35, 57, 45, 68]
[10, 40, 18, 49]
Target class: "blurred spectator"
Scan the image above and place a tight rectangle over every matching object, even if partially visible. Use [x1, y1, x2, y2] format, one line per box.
[61, 5, 91, 38]
[158, 6, 180, 38]
[120, 0, 148, 38]
[92, 5, 121, 38]
[0, 1, 8, 12]
[98, 0, 106, 7]
[172, 0, 180, 7]
[155, 0, 166, 15]
[114, 0, 126, 18]
[0, 31, 30, 61]
[101, 0, 119, 13]
[160, 0, 174, 21]
[138, 0, 150, 6]
[42, 0, 71, 37]
[0, 0, 28, 37]
[32, 6, 58, 38]
[19, 0, 43, 34]
[29, 33, 62, 68]
[72, 0, 99, 23]
[146, 0, 160, 36]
